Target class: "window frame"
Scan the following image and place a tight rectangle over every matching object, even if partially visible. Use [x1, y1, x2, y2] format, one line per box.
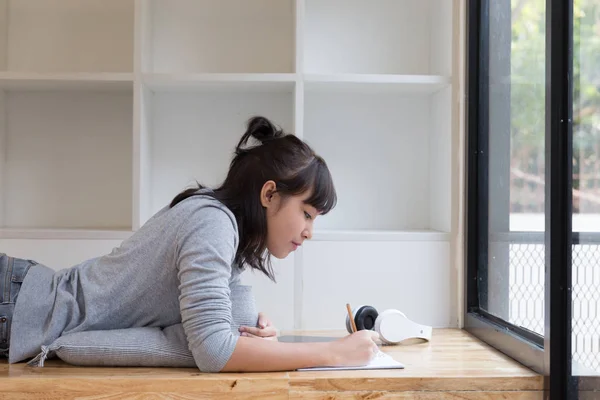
[464, 0, 576, 396]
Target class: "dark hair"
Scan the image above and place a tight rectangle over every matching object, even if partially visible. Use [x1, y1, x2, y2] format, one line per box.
[170, 116, 337, 281]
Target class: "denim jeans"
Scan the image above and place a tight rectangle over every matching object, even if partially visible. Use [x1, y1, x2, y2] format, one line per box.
[0, 253, 36, 358]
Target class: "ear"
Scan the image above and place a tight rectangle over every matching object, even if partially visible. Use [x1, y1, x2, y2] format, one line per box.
[260, 180, 278, 208]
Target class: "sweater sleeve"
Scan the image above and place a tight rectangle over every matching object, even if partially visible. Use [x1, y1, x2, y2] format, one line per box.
[175, 203, 240, 372]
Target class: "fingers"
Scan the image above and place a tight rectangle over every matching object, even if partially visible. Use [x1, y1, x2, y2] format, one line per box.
[350, 330, 380, 340]
[240, 331, 260, 339]
[367, 330, 381, 341]
[257, 312, 271, 329]
[239, 325, 278, 337]
[349, 330, 382, 346]
[241, 331, 278, 341]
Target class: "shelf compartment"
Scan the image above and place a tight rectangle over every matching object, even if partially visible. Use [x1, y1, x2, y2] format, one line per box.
[142, 0, 295, 74]
[142, 89, 294, 223]
[0, 0, 134, 73]
[1, 90, 133, 230]
[304, 88, 451, 232]
[304, 0, 452, 75]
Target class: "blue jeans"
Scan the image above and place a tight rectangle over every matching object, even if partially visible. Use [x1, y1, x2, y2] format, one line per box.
[0, 253, 36, 358]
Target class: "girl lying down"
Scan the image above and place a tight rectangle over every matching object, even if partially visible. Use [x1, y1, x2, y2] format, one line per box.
[1, 116, 379, 372]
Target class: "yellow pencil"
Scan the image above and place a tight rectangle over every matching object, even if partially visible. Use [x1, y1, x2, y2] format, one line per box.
[346, 303, 357, 333]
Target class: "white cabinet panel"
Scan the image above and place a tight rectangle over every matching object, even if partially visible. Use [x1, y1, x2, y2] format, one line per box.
[240, 255, 296, 331]
[0, 239, 124, 271]
[301, 240, 453, 330]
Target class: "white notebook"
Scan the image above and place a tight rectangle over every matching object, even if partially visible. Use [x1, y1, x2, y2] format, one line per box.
[297, 349, 405, 371]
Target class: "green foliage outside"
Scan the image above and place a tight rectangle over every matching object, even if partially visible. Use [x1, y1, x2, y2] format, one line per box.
[510, 0, 600, 213]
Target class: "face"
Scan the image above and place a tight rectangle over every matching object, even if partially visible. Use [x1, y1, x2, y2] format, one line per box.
[260, 180, 319, 259]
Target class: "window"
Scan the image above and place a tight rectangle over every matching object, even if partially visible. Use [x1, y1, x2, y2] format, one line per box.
[466, 0, 600, 397]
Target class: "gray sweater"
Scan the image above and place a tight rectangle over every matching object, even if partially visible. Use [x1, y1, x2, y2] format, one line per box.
[9, 191, 244, 372]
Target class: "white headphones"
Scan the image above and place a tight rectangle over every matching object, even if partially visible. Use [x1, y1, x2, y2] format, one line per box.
[345, 305, 432, 345]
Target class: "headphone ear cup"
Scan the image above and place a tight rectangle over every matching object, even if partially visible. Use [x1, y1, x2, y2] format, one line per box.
[375, 309, 413, 345]
[354, 305, 379, 331]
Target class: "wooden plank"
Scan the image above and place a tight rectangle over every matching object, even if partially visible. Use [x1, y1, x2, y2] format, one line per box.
[289, 375, 542, 393]
[0, 362, 290, 395]
[0, 392, 544, 400]
[0, 393, 288, 400]
[290, 391, 543, 400]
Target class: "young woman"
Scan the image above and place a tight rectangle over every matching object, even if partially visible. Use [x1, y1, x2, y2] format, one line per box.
[0, 116, 380, 372]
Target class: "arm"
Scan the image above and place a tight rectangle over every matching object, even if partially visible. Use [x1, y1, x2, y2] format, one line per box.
[224, 330, 381, 372]
[222, 337, 332, 372]
[175, 203, 241, 372]
[176, 202, 378, 372]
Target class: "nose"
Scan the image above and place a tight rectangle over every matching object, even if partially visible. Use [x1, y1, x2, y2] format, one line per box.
[302, 225, 313, 241]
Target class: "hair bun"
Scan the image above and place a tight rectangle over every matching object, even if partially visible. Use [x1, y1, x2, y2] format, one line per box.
[236, 116, 283, 153]
[247, 116, 283, 143]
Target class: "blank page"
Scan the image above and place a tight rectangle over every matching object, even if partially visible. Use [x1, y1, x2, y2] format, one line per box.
[297, 349, 405, 371]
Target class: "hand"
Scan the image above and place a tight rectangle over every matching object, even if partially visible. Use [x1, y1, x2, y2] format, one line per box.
[326, 330, 381, 367]
[238, 312, 278, 341]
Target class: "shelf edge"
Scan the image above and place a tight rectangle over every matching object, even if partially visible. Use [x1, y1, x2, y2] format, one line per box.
[0, 72, 134, 82]
[0, 229, 134, 240]
[311, 230, 451, 242]
[304, 73, 451, 84]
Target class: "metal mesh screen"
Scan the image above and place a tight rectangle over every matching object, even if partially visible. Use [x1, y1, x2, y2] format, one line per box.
[508, 241, 600, 372]
[509, 243, 545, 334]
[572, 244, 600, 373]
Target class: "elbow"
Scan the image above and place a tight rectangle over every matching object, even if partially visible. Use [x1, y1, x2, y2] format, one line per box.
[190, 330, 239, 373]
[195, 361, 223, 374]
[194, 348, 229, 373]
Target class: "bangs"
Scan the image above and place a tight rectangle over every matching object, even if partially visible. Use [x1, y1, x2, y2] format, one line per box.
[304, 157, 337, 215]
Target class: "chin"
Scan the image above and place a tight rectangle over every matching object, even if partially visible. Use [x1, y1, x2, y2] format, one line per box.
[268, 248, 290, 260]
[271, 251, 288, 260]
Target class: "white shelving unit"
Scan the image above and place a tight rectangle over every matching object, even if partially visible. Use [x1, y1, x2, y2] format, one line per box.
[0, 0, 462, 331]
[0, 0, 134, 240]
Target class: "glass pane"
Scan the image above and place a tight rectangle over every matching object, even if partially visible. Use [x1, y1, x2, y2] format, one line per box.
[572, 0, 600, 388]
[482, 0, 546, 336]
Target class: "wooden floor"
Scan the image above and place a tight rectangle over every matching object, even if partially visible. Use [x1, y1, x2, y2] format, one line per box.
[0, 329, 543, 399]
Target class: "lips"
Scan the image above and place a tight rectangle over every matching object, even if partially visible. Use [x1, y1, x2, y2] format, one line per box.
[292, 241, 301, 250]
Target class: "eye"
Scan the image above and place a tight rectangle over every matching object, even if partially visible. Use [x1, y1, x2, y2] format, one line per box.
[304, 211, 312, 220]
